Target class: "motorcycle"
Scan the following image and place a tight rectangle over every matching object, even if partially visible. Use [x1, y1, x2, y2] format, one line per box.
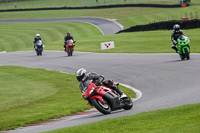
[65, 39, 75, 56]
[177, 35, 190, 60]
[82, 80, 133, 114]
[35, 40, 44, 56]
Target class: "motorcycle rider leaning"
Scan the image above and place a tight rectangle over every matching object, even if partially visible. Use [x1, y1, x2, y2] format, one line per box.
[64, 32, 75, 51]
[33, 34, 43, 49]
[76, 68, 127, 99]
[171, 24, 184, 53]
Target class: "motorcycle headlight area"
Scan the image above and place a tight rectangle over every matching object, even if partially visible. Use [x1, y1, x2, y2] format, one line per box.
[89, 87, 95, 95]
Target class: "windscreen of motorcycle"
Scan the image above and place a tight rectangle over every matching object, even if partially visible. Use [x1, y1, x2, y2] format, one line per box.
[37, 40, 43, 46]
[67, 40, 73, 46]
[179, 35, 186, 41]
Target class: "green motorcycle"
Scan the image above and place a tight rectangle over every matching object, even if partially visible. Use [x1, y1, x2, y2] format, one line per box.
[177, 35, 190, 60]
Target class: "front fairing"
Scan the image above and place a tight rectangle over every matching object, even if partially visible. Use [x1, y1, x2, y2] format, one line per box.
[82, 80, 112, 103]
[177, 36, 190, 54]
[82, 80, 98, 100]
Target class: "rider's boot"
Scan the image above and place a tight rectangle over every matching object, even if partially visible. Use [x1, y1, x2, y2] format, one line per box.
[171, 45, 178, 53]
[113, 86, 127, 99]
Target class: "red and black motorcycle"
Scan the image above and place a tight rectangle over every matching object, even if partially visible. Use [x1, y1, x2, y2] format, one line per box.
[65, 39, 75, 56]
[82, 80, 133, 114]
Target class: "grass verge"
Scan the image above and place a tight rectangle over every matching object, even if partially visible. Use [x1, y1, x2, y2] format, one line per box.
[0, 0, 179, 10]
[46, 103, 200, 133]
[0, 22, 102, 52]
[0, 1, 200, 28]
[1, 21, 200, 53]
[0, 66, 135, 131]
[75, 28, 200, 53]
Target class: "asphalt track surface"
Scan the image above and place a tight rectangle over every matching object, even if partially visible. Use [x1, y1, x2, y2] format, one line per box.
[0, 18, 200, 133]
[0, 17, 123, 35]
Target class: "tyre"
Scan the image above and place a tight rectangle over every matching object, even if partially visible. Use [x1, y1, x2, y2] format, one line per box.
[184, 48, 190, 60]
[40, 48, 43, 56]
[36, 51, 39, 56]
[91, 98, 111, 114]
[70, 47, 73, 56]
[179, 54, 185, 60]
[122, 97, 133, 110]
[67, 49, 70, 56]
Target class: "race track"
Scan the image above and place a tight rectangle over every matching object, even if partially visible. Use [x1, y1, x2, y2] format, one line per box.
[1, 51, 200, 133]
[0, 17, 123, 35]
[0, 17, 200, 133]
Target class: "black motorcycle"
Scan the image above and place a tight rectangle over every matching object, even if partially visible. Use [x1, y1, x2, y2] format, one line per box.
[35, 40, 44, 56]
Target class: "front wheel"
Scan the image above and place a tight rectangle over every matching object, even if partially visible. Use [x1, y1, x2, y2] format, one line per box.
[70, 47, 73, 56]
[184, 48, 190, 60]
[91, 98, 111, 114]
[67, 48, 70, 56]
[36, 50, 40, 56]
[179, 54, 185, 60]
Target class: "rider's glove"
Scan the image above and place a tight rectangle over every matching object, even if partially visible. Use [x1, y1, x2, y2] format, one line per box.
[173, 40, 177, 44]
[98, 76, 104, 83]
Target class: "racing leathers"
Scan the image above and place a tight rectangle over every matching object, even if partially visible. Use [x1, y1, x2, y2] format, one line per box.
[33, 37, 42, 49]
[79, 72, 124, 96]
[171, 30, 184, 52]
[64, 36, 75, 51]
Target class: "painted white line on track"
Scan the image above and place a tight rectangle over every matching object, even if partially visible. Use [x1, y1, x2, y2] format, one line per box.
[25, 66, 142, 102]
[120, 83, 142, 102]
[0, 51, 6, 54]
[83, 22, 105, 35]
[107, 18, 124, 30]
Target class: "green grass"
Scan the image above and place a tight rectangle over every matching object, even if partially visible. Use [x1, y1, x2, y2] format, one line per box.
[0, 1, 200, 29]
[1, 21, 200, 53]
[0, 66, 135, 131]
[46, 103, 200, 133]
[0, 22, 102, 52]
[76, 28, 200, 53]
[0, 0, 179, 10]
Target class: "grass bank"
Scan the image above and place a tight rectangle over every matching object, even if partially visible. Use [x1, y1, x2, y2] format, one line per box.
[47, 103, 200, 133]
[75, 28, 200, 53]
[0, 0, 179, 10]
[0, 66, 135, 131]
[0, 21, 200, 53]
[0, 1, 200, 28]
[0, 22, 102, 52]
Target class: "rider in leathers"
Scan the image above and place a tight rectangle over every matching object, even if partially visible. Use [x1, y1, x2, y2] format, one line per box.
[64, 32, 75, 51]
[33, 34, 43, 49]
[76, 68, 127, 99]
[171, 24, 184, 53]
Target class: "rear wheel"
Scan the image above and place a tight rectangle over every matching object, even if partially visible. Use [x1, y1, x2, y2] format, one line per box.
[184, 48, 190, 60]
[91, 98, 111, 114]
[122, 97, 133, 110]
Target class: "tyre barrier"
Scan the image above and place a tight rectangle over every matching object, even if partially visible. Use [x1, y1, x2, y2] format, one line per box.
[117, 19, 200, 33]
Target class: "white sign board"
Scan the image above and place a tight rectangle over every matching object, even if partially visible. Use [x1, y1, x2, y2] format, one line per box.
[101, 41, 115, 50]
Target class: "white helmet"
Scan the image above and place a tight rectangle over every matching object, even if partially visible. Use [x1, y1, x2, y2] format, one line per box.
[36, 34, 40, 37]
[76, 68, 87, 82]
[173, 24, 180, 31]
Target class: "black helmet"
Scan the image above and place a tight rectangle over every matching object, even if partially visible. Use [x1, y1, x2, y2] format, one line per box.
[67, 32, 70, 36]
[76, 68, 87, 82]
[173, 24, 180, 31]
